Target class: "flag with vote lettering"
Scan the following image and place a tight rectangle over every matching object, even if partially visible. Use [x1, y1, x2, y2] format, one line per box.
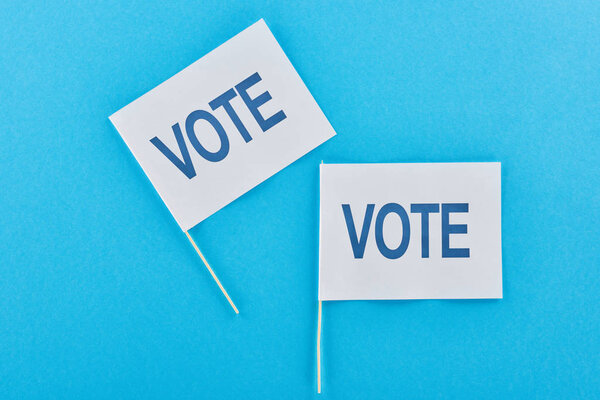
[109, 19, 336, 231]
[318, 162, 502, 300]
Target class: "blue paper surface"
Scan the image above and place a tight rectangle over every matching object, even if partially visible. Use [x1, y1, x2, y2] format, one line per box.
[0, 1, 598, 398]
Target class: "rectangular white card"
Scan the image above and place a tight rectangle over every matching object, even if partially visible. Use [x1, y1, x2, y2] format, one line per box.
[110, 19, 336, 230]
[319, 163, 502, 300]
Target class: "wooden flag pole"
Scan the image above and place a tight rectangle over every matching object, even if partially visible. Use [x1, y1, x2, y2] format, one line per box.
[317, 300, 323, 393]
[184, 231, 239, 314]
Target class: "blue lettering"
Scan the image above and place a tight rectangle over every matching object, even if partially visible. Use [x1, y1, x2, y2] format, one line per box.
[209, 88, 252, 143]
[410, 203, 440, 258]
[342, 202, 469, 259]
[151, 73, 287, 177]
[342, 204, 375, 259]
[375, 203, 411, 259]
[185, 110, 229, 162]
[441, 203, 470, 258]
[235, 72, 287, 132]
[149, 123, 196, 179]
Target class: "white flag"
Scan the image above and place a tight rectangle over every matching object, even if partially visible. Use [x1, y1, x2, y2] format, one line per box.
[110, 20, 336, 230]
[319, 163, 502, 300]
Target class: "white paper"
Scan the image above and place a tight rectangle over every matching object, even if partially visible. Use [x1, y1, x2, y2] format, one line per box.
[110, 19, 336, 230]
[319, 163, 502, 300]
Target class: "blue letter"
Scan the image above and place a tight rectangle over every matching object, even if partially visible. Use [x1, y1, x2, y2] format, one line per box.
[150, 123, 196, 179]
[209, 88, 252, 143]
[442, 203, 470, 258]
[342, 204, 375, 259]
[235, 72, 286, 132]
[375, 203, 411, 259]
[410, 203, 440, 258]
[185, 110, 229, 162]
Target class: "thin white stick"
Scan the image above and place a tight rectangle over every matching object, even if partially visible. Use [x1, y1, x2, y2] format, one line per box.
[184, 231, 239, 314]
[317, 300, 322, 393]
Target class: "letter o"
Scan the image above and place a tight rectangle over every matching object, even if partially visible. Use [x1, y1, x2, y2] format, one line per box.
[375, 203, 411, 259]
[185, 110, 229, 162]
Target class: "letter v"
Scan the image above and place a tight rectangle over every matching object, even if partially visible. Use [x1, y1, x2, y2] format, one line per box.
[341, 204, 375, 259]
[150, 123, 196, 179]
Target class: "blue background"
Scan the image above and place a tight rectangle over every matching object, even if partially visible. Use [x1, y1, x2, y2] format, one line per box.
[1, 1, 599, 398]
